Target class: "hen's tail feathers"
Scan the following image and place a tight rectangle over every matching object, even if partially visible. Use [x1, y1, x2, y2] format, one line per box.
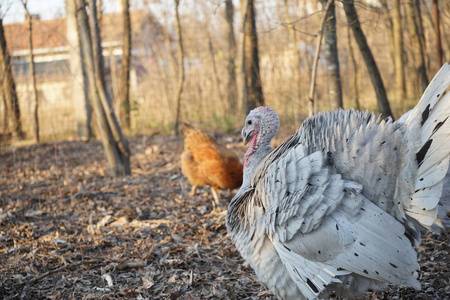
[402, 63, 450, 230]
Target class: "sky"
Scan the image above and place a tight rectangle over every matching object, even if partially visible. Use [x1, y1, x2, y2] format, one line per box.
[1, 0, 121, 24]
[0, 0, 220, 33]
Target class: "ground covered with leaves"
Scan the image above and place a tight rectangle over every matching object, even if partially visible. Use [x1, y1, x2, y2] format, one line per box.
[0, 133, 449, 300]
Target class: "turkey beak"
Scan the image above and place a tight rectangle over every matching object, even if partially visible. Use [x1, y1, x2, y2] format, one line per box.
[242, 128, 251, 146]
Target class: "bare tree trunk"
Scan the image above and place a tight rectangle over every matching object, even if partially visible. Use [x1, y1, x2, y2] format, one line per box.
[161, 11, 177, 126]
[414, 0, 429, 79]
[406, 0, 429, 92]
[347, 26, 360, 110]
[242, 0, 264, 113]
[66, 0, 91, 141]
[173, 0, 185, 136]
[109, 49, 119, 105]
[118, 0, 131, 129]
[343, 0, 393, 118]
[392, 0, 406, 102]
[440, 1, 450, 59]
[74, 0, 130, 176]
[22, 1, 40, 143]
[206, 35, 224, 115]
[88, 0, 130, 172]
[238, 0, 247, 114]
[87, 0, 108, 100]
[432, 0, 443, 67]
[421, 0, 443, 71]
[0, 91, 9, 135]
[309, 0, 333, 116]
[379, 0, 395, 67]
[0, 18, 24, 139]
[283, 0, 302, 121]
[224, 0, 238, 115]
[1, 91, 8, 134]
[97, 0, 103, 23]
[319, 0, 343, 110]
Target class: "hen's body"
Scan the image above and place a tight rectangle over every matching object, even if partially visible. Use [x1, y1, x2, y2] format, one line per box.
[181, 124, 243, 203]
[226, 64, 450, 300]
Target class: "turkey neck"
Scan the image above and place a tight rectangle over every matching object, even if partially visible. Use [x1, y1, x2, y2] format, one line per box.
[228, 131, 273, 234]
[243, 131, 275, 185]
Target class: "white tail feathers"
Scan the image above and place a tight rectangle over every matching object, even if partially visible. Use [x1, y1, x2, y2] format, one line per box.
[402, 63, 450, 228]
[403, 63, 450, 126]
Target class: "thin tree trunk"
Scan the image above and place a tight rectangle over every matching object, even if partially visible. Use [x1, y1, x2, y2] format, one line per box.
[74, 0, 130, 176]
[379, 0, 395, 67]
[392, 0, 406, 102]
[283, 0, 303, 121]
[207, 35, 225, 115]
[22, 2, 40, 143]
[97, 0, 103, 23]
[347, 26, 360, 110]
[0, 18, 23, 139]
[414, 0, 429, 73]
[309, 0, 333, 116]
[87, 0, 130, 169]
[320, 0, 343, 110]
[87, 0, 108, 102]
[109, 49, 119, 107]
[432, 0, 443, 67]
[162, 11, 177, 122]
[224, 0, 238, 115]
[238, 0, 248, 114]
[173, 0, 185, 136]
[242, 0, 264, 113]
[406, 0, 429, 92]
[1, 90, 8, 134]
[66, 0, 91, 141]
[343, 0, 393, 118]
[118, 0, 131, 129]
[422, 0, 441, 72]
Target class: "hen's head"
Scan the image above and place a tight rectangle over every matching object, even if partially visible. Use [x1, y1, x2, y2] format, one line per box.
[242, 107, 280, 166]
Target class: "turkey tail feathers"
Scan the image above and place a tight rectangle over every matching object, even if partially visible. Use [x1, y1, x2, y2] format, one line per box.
[403, 63, 450, 228]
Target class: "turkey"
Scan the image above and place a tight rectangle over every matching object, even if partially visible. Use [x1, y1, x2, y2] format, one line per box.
[226, 63, 450, 300]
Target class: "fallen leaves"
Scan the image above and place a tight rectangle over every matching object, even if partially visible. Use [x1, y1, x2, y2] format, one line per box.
[0, 136, 269, 299]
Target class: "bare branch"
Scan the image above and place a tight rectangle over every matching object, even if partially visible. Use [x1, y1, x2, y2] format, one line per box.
[308, 0, 333, 116]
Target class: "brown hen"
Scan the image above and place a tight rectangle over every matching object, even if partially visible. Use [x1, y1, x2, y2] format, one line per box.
[181, 123, 243, 204]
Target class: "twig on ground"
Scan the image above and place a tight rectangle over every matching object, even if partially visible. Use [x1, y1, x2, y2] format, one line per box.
[25, 259, 100, 284]
[117, 261, 147, 270]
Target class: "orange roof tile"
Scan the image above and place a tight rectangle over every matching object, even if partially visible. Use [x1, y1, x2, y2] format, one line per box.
[4, 10, 165, 54]
[5, 18, 66, 52]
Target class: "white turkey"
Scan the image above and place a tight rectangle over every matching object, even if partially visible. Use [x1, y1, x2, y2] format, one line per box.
[226, 63, 450, 300]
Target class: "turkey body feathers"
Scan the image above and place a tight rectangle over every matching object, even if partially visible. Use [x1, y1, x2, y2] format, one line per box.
[227, 64, 450, 300]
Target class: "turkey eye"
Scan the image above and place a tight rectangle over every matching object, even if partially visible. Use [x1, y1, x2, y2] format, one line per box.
[247, 120, 252, 125]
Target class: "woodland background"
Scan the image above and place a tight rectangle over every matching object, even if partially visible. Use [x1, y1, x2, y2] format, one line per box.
[0, 0, 449, 299]
[0, 0, 449, 144]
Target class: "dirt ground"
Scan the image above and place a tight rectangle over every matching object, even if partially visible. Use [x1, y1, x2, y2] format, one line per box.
[0, 133, 449, 300]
